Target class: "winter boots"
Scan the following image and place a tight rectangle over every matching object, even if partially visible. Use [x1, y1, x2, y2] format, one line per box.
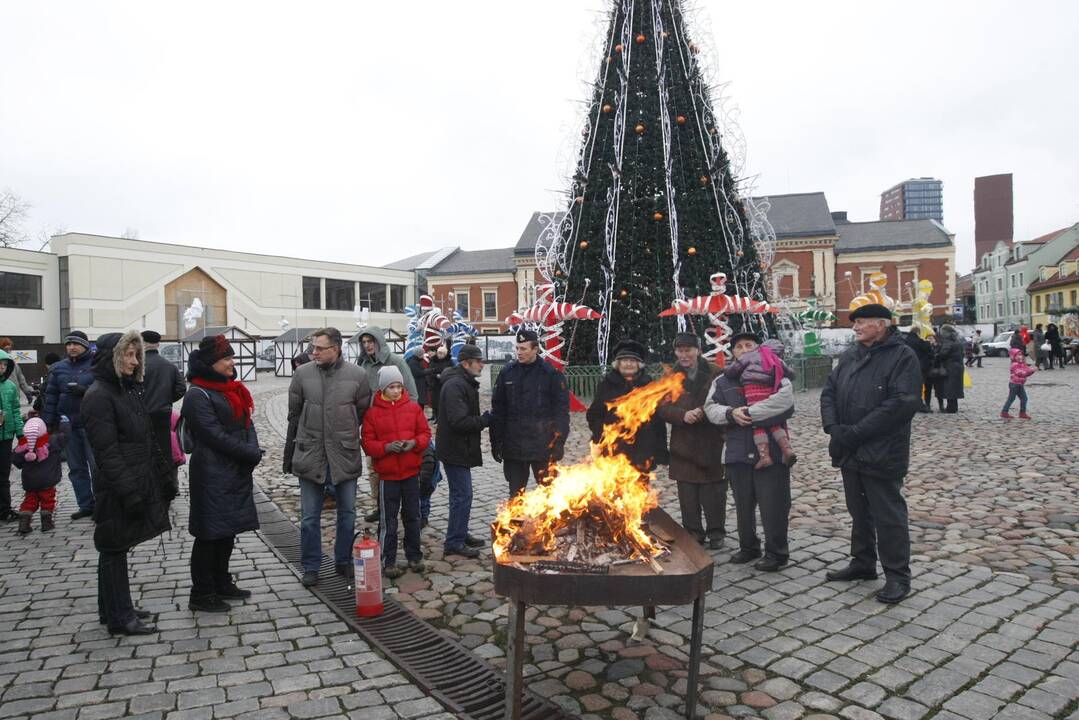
[753, 434, 798, 469]
[17, 512, 32, 535]
[40, 512, 55, 532]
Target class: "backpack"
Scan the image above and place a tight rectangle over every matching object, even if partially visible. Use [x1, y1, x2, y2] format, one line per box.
[176, 387, 210, 454]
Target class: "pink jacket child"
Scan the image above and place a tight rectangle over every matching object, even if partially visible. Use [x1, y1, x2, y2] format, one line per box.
[12, 417, 69, 533]
[1001, 348, 1036, 419]
[723, 339, 797, 469]
[170, 410, 186, 466]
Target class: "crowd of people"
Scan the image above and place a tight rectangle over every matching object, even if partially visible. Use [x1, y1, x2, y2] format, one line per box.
[0, 304, 1007, 637]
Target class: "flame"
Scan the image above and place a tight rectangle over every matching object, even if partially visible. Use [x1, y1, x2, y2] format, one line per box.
[492, 371, 685, 562]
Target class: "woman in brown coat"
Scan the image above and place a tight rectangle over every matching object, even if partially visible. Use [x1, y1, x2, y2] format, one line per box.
[656, 333, 727, 548]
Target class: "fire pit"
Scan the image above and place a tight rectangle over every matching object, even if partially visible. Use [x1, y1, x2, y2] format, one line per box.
[495, 507, 714, 720]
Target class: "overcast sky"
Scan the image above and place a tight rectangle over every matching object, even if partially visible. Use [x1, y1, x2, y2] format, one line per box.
[3, 1, 1077, 275]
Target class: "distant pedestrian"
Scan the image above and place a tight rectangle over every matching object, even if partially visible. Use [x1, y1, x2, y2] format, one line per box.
[361, 366, 430, 578]
[1045, 323, 1063, 370]
[0, 348, 27, 522]
[1001, 348, 1036, 419]
[1033, 324, 1046, 369]
[490, 330, 569, 496]
[658, 333, 727, 550]
[0, 338, 34, 404]
[83, 331, 173, 635]
[900, 328, 933, 413]
[356, 326, 416, 523]
[141, 330, 186, 492]
[182, 335, 263, 612]
[970, 330, 984, 368]
[705, 331, 793, 570]
[932, 324, 965, 413]
[43, 331, 97, 520]
[425, 345, 453, 419]
[821, 303, 922, 604]
[405, 349, 429, 409]
[284, 327, 371, 587]
[12, 417, 68, 534]
[32, 352, 62, 414]
[436, 344, 489, 558]
[586, 339, 668, 474]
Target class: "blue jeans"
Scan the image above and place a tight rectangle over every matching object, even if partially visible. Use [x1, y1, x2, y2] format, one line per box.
[299, 475, 356, 572]
[420, 459, 442, 523]
[442, 464, 473, 551]
[1002, 383, 1028, 414]
[68, 426, 96, 511]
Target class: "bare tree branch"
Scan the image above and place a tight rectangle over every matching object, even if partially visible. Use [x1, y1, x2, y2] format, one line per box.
[0, 189, 31, 248]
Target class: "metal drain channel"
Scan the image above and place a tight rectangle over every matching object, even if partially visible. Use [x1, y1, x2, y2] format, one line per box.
[253, 490, 577, 720]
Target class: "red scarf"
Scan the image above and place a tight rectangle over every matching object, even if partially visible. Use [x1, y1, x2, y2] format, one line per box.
[191, 377, 254, 426]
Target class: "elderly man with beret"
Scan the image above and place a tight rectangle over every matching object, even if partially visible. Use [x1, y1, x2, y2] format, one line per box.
[821, 302, 923, 604]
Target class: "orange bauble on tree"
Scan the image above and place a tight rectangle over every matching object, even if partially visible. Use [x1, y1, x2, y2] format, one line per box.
[635, 123, 646, 134]
[579, 240, 589, 249]
[687, 247, 697, 255]
[614, 44, 623, 53]
[602, 104, 612, 114]
[636, 34, 646, 44]
[653, 211, 664, 221]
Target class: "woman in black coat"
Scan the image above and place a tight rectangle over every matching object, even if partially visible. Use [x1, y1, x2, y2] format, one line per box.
[425, 345, 453, 419]
[1045, 323, 1063, 369]
[586, 340, 668, 473]
[181, 335, 262, 613]
[932, 324, 965, 413]
[83, 331, 174, 636]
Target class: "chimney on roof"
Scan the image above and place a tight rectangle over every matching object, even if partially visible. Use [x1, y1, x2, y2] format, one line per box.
[831, 211, 848, 224]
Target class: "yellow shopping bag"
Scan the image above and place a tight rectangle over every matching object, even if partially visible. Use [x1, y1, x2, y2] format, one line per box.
[963, 369, 972, 388]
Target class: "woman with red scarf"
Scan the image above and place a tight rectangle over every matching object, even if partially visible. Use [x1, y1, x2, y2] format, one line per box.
[181, 335, 263, 613]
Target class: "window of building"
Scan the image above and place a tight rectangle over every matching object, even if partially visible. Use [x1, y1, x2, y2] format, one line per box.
[898, 268, 917, 304]
[1010, 274, 1016, 288]
[325, 278, 355, 311]
[454, 289, 469, 318]
[1011, 300, 1017, 315]
[1071, 289, 1077, 306]
[1018, 272, 1024, 286]
[58, 257, 70, 336]
[997, 302, 1003, 317]
[388, 285, 407, 313]
[1036, 296, 1042, 313]
[996, 277, 1003, 291]
[1020, 299, 1026, 314]
[0, 271, 42, 309]
[358, 282, 386, 312]
[302, 277, 321, 309]
[482, 289, 497, 320]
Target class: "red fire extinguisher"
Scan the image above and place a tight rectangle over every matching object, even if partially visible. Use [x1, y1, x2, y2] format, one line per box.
[354, 530, 383, 617]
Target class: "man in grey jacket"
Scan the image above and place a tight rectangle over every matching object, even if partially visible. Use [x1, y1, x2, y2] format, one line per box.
[355, 326, 416, 522]
[284, 327, 372, 587]
[704, 331, 795, 572]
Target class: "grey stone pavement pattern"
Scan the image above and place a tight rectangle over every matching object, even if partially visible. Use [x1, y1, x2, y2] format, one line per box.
[0, 394, 455, 718]
[1, 356, 1076, 720]
[258, 357, 1079, 720]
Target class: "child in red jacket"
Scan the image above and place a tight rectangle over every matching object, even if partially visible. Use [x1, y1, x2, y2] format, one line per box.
[361, 366, 431, 578]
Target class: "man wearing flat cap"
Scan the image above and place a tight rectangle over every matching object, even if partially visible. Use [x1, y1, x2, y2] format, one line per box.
[489, 328, 570, 496]
[820, 302, 923, 604]
[141, 330, 187, 480]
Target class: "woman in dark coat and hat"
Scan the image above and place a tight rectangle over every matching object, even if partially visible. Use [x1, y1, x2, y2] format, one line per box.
[181, 335, 263, 613]
[82, 331, 174, 635]
[932, 324, 965, 413]
[586, 340, 668, 473]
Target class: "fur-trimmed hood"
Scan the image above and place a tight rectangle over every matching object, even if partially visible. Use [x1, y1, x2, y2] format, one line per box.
[91, 330, 145, 384]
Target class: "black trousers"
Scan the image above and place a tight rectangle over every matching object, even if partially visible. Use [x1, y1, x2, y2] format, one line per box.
[727, 463, 791, 561]
[379, 477, 421, 566]
[841, 469, 911, 583]
[190, 536, 236, 599]
[98, 551, 136, 627]
[0, 437, 12, 512]
[504, 459, 552, 497]
[675, 480, 727, 542]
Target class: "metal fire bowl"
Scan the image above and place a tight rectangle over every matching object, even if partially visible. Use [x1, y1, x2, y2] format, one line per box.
[494, 508, 715, 607]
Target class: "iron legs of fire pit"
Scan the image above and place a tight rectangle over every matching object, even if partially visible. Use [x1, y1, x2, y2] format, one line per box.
[505, 600, 526, 720]
[687, 596, 704, 719]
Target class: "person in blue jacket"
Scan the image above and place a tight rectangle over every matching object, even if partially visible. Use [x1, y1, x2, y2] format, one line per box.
[43, 330, 97, 519]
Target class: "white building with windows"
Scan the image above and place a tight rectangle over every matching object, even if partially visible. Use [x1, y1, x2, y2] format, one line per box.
[973, 227, 1072, 329]
[0, 232, 414, 344]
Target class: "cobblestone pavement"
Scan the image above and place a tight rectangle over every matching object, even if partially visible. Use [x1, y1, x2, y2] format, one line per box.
[0, 398, 455, 719]
[256, 357, 1079, 720]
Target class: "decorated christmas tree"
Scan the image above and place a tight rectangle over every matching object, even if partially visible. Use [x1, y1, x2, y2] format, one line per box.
[537, 0, 775, 365]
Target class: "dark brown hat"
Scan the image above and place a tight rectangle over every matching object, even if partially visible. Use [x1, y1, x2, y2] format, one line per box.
[672, 332, 700, 348]
[198, 334, 235, 365]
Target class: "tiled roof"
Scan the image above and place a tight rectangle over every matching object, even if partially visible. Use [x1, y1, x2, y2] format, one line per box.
[751, 192, 836, 239]
[515, 211, 567, 254]
[835, 219, 953, 254]
[426, 247, 516, 276]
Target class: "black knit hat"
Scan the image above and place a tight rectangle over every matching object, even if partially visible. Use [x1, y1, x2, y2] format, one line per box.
[64, 330, 91, 350]
[140, 330, 162, 344]
[672, 332, 700, 349]
[611, 339, 647, 362]
[198, 334, 235, 365]
[849, 303, 893, 321]
[728, 331, 763, 346]
[458, 344, 483, 362]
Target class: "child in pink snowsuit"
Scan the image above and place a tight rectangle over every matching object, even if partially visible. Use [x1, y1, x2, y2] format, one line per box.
[723, 339, 797, 469]
[1001, 348, 1035, 419]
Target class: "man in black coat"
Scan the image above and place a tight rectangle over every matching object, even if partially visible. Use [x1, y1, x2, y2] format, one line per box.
[821, 304, 923, 604]
[490, 330, 570, 496]
[141, 330, 186, 477]
[900, 328, 933, 413]
[436, 344, 490, 558]
[43, 330, 98, 519]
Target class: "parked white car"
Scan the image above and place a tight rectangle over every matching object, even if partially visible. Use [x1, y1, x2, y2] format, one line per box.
[983, 331, 1014, 357]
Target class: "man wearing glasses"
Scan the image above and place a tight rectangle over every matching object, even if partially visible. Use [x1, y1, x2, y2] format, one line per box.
[284, 328, 372, 587]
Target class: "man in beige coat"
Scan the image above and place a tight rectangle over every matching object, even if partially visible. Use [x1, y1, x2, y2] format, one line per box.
[284, 327, 371, 587]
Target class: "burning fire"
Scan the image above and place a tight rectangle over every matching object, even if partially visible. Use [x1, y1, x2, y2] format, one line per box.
[492, 371, 685, 564]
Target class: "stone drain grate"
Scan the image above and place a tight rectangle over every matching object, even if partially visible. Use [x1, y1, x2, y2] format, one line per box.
[253, 490, 576, 720]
